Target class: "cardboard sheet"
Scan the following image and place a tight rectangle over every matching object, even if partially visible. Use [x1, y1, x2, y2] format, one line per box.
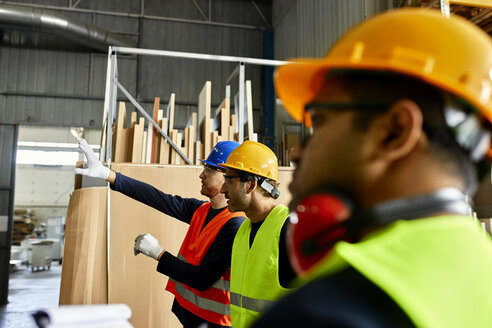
[60, 187, 108, 305]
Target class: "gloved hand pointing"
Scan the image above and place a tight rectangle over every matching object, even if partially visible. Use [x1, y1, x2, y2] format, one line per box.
[134, 233, 165, 260]
[74, 138, 111, 180]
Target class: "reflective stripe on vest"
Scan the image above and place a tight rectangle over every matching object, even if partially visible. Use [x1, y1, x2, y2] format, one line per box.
[169, 278, 231, 316]
[229, 291, 275, 313]
[165, 202, 245, 326]
[178, 253, 230, 291]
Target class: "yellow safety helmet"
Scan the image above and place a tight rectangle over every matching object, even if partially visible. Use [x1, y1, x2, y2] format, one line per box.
[220, 140, 278, 181]
[275, 8, 492, 126]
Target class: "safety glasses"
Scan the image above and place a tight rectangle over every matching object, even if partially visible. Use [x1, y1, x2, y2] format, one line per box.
[223, 174, 256, 183]
[203, 164, 225, 175]
[300, 101, 390, 146]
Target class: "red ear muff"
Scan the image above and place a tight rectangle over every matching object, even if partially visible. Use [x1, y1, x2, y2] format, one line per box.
[287, 193, 352, 277]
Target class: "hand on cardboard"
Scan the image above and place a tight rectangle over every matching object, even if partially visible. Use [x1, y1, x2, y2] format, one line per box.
[134, 233, 165, 261]
[74, 138, 110, 180]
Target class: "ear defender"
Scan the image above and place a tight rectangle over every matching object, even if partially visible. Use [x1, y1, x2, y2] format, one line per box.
[287, 192, 353, 277]
[286, 187, 471, 277]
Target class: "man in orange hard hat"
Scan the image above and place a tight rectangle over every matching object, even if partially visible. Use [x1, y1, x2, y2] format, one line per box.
[254, 8, 492, 327]
[219, 141, 296, 327]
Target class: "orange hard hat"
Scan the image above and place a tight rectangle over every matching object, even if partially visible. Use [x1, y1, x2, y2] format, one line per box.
[274, 8, 492, 126]
[219, 141, 278, 181]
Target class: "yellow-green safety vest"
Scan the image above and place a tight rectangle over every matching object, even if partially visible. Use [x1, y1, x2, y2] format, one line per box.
[307, 215, 492, 328]
[230, 204, 290, 328]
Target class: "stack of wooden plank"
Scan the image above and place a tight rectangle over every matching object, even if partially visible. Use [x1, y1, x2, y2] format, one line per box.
[111, 80, 256, 164]
[12, 209, 36, 245]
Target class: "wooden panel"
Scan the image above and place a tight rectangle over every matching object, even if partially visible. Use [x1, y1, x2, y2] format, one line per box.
[170, 131, 178, 165]
[184, 127, 190, 164]
[167, 93, 175, 133]
[176, 132, 183, 165]
[155, 110, 164, 162]
[132, 117, 144, 164]
[195, 141, 202, 165]
[151, 98, 160, 164]
[245, 81, 257, 142]
[141, 131, 147, 164]
[145, 121, 153, 164]
[450, 0, 492, 8]
[188, 124, 196, 165]
[159, 118, 170, 165]
[198, 82, 212, 157]
[218, 98, 230, 141]
[212, 131, 219, 149]
[229, 126, 236, 142]
[114, 102, 129, 162]
[230, 114, 237, 134]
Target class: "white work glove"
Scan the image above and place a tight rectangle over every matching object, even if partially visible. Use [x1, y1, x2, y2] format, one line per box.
[134, 233, 164, 260]
[74, 138, 110, 180]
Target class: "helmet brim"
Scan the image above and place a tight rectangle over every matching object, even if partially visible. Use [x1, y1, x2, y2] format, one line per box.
[275, 57, 492, 127]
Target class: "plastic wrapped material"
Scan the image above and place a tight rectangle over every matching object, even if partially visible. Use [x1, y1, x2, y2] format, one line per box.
[32, 304, 133, 328]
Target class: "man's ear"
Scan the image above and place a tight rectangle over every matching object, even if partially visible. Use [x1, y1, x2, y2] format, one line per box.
[374, 99, 424, 161]
[244, 179, 257, 195]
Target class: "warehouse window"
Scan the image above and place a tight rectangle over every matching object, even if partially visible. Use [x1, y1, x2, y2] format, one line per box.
[16, 142, 99, 166]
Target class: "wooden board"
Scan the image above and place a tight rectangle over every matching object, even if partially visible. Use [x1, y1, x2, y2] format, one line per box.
[170, 131, 178, 165]
[245, 81, 257, 142]
[195, 141, 202, 165]
[188, 124, 196, 165]
[175, 132, 183, 165]
[114, 102, 129, 162]
[159, 118, 170, 165]
[198, 82, 212, 157]
[184, 127, 190, 165]
[167, 93, 175, 133]
[141, 131, 148, 164]
[132, 117, 144, 164]
[145, 121, 153, 164]
[212, 131, 219, 149]
[130, 112, 137, 127]
[155, 110, 164, 162]
[151, 98, 160, 164]
[217, 98, 230, 141]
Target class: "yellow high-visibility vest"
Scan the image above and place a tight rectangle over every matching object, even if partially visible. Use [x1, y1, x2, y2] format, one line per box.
[308, 216, 492, 328]
[230, 205, 289, 328]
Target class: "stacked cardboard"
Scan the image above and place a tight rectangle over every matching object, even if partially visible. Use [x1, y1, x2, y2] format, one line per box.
[60, 164, 293, 328]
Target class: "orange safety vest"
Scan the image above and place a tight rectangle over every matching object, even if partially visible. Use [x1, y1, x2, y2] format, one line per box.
[166, 202, 244, 326]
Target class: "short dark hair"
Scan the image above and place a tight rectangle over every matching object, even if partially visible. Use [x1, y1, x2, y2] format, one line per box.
[323, 69, 479, 193]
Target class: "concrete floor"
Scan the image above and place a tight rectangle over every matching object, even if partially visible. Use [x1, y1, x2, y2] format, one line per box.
[0, 262, 61, 328]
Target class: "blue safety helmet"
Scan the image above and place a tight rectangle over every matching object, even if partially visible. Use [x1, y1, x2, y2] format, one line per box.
[200, 141, 240, 171]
